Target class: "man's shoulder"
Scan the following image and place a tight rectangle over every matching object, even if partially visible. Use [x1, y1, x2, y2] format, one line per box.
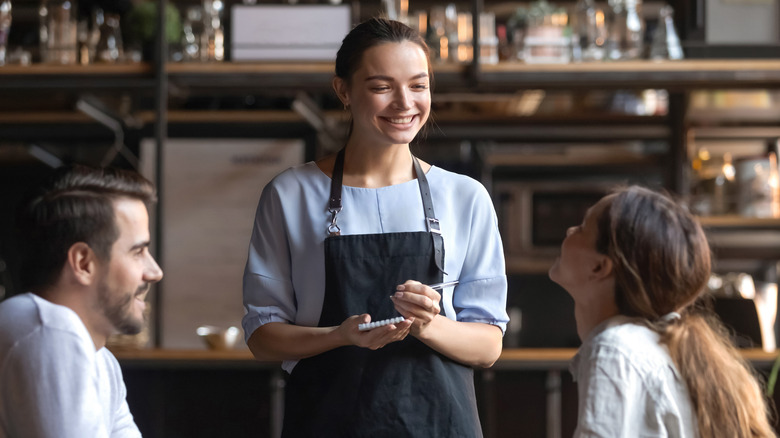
[0, 293, 42, 345]
[0, 293, 93, 364]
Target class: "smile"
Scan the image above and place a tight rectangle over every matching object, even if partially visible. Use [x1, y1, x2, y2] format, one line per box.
[385, 115, 415, 124]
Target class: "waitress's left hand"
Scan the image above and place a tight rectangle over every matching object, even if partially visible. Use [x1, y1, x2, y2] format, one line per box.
[391, 280, 441, 337]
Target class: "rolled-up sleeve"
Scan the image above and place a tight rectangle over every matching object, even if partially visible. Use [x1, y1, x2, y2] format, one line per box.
[452, 182, 509, 333]
[242, 181, 297, 342]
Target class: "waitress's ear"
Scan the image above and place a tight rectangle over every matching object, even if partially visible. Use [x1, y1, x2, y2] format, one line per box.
[332, 77, 350, 108]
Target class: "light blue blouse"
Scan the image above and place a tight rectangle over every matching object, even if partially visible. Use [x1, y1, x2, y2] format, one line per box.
[242, 161, 509, 372]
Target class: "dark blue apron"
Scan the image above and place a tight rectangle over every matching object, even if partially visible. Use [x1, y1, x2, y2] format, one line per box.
[281, 148, 482, 437]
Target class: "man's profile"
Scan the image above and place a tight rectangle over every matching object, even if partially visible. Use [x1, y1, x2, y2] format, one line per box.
[0, 164, 162, 437]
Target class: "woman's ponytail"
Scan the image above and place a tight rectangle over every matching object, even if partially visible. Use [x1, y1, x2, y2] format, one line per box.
[660, 311, 775, 438]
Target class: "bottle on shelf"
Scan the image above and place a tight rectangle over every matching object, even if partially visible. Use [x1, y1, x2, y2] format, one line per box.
[606, 0, 644, 60]
[570, 0, 606, 62]
[0, 0, 10, 66]
[203, 0, 224, 62]
[690, 149, 736, 217]
[524, 0, 570, 64]
[479, 12, 499, 64]
[39, 0, 78, 64]
[94, 10, 123, 63]
[650, 4, 683, 60]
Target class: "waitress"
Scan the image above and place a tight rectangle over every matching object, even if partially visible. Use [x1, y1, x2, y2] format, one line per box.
[242, 17, 508, 437]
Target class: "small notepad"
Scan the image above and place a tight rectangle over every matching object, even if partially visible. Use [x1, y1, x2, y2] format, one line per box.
[358, 316, 405, 331]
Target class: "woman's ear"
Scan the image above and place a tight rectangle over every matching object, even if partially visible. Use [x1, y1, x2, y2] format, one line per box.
[332, 76, 350, 108]
[67, 242, 98, 286]
[591, 254, 614, 281]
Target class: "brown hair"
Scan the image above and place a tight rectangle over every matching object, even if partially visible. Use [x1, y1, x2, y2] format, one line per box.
[335, 17, 432, 85]
[596, 185, 775, 437]
[17, 164, 156, 293]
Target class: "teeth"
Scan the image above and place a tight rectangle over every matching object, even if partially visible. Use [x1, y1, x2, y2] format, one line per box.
[388, 116, 413, 124]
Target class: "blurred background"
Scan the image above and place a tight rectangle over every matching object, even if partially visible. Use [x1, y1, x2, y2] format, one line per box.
[1, 0, 779, 437]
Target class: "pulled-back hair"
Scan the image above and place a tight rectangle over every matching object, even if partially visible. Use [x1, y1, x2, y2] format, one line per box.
[596, 186, 775, 438]
[335, 17, 432, 84]
[17, 164, 156, 293]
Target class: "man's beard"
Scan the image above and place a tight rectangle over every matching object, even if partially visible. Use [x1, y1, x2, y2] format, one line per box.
[98, 283, 148, 335]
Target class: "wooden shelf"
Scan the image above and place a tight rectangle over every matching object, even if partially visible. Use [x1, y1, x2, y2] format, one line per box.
[111, 347, 780, 370]
[0, 63, 155, 90]
[699, 215, 780, 229]
[164, 59, 780, 92]
[478, 59, 780, 91]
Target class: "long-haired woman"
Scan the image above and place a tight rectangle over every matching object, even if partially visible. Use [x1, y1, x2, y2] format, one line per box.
[550, 185, 775, 437]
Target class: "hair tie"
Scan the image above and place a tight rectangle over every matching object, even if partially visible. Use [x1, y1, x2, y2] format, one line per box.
[658, 312, 681, 323]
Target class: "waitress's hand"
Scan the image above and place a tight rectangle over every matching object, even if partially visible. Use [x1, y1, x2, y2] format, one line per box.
[337, 314, 413, 350]
[391, 280, 441, 337]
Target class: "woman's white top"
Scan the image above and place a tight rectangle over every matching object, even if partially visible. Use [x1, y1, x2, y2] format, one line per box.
[570, 315, 698, 438]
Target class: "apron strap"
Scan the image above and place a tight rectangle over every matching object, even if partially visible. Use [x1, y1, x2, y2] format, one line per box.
[327, 148, 346, 236]
[412, 156, 446, 274]
[327, 147, 446, 274]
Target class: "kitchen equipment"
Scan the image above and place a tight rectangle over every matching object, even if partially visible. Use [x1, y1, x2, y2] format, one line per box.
[495, 180, 614, 257]
[708, 273, 777, 352]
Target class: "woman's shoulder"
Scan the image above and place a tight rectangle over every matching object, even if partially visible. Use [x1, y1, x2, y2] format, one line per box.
[428, 166, 490, 198]
[586, 317, 670, 367]
[590, 316, 657, 345]
[266, 161, 326, 191]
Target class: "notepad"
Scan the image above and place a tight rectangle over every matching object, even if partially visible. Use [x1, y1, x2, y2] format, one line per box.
[358, 316, 405, 332]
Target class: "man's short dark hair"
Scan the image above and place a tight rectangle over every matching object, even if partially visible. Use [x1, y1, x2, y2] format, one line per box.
[17, 165, 156, 292]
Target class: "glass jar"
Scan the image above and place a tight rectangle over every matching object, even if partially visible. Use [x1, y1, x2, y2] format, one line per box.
[39, 0, 78, 64]
[606, 0, 644, 60]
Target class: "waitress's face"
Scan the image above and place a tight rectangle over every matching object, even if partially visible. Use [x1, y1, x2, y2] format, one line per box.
[339, 41, 431, 147]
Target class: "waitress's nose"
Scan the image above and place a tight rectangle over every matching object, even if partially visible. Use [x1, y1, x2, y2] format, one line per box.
[392, 87, 413, 110]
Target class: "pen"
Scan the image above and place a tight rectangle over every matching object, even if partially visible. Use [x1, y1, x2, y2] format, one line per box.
[426, 280, 459, 290]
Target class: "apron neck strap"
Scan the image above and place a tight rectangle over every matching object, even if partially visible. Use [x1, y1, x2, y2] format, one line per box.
[329, 147, 346, 213]
[328, 147, 446, 274]
[412, 156, 446, 274]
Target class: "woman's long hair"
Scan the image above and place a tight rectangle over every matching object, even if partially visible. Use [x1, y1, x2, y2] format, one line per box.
[596, 186, 775, 438]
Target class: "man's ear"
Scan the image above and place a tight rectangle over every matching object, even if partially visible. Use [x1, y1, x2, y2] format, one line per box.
[332, 76, 350, 107]
[67, 242, 97, 286]
[591, 254, 614, 281]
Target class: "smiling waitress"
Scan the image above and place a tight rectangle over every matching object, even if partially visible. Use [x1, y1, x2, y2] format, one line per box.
[242, 17, 509, 437]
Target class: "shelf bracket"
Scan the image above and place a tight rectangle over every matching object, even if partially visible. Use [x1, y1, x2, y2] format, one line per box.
[76, 96, 139, 169]
[291, 92, 342, 152]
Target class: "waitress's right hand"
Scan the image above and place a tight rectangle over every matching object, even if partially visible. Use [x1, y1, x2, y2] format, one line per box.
[338, 314, 414, 350]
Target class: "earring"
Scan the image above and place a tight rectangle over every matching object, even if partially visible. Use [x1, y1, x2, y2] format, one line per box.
[343, 103, 350, 111]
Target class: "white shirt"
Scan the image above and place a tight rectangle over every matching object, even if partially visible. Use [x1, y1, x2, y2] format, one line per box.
[0, 293, 141, 438]
[570, 315, 698, 438]
[243, 162, 509, 372]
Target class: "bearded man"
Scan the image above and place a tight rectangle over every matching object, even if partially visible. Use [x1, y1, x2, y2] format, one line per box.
[0, 164, 163, 438]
